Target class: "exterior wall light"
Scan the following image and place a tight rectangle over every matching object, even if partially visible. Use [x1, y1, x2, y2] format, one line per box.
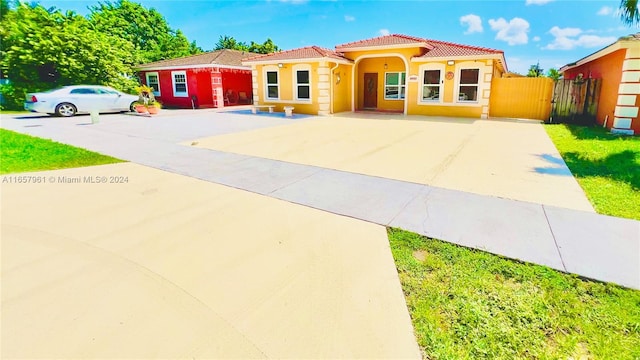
[278, 63, 283, 68]
[447, 60, 455, 65]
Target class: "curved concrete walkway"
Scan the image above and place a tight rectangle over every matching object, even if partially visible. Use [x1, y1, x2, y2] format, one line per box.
[2, 111, 639, 357]
[2, 163, 420, 359]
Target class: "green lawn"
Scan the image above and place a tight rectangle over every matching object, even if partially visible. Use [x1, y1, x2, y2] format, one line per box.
[389, 228, 640, 360]
[1, 110, 30, 114]
[544, 124, 640, 220]
[0, 128, 123, 174]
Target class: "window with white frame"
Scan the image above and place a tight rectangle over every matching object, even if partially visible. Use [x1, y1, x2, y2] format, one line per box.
[172, 71, 187, 97]
[421, 69, 443, 102]
[458, 68, 479, 102]
[295, 69, 310, 100]
[266, 70, 279, 100]
[146, 72, 160, 96]
[384, 72, 406, 100]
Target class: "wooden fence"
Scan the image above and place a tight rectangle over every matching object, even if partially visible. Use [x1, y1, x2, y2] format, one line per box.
[549, 79, 601, 125]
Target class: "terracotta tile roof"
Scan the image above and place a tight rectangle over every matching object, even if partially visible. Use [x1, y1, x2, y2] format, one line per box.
[334, 33, 502, 57]
[243, 46, 350, 63]
[418, 39, 503, 58]
[136, 49, 252, 69]
[336, 34, 432, 49]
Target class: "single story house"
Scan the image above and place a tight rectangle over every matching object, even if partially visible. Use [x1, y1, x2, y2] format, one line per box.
[242, 34, 507, 118]
[136, 49, 253, 109]
[560, 33, 640, 135]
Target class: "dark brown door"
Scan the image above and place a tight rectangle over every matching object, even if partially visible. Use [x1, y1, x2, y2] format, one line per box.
[363, 73, 377, 109]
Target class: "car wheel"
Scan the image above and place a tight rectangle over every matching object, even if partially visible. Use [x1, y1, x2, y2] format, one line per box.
[129, 102, 137, 112]
[55, 103, 77, 117]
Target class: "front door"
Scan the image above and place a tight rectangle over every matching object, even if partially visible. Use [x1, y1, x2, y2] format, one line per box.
[363, 73, 377, 109]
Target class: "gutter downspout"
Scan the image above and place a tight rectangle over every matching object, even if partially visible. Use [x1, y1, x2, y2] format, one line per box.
[329, 61, 340, 115]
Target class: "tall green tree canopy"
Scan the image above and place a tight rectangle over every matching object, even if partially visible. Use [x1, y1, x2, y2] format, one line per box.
[0, 2, 138, 108]
[215, 35, 279, 54]
[0, 0, 204, 109]
[88, 0, 201, 63]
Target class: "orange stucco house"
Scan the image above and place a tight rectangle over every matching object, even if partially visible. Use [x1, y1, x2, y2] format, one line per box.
[243, 34, 507, 118]
[560, 33, 640, 135]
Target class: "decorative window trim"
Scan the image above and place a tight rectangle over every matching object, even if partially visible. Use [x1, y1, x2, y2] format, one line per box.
[263, 65, 280, 101]
[454, 63, 481, 103]
[171, 71, 188, 97]
[418, 63, 445, 105]
[384, 71, 406, 101]
[145, 72, 160, 97]
[292, 64, 311, 102]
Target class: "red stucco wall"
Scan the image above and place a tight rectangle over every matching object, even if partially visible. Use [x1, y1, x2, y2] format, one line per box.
[221, 69, 253, 104]
[563, 49, 626, 129]
[139, 67, 251, 109]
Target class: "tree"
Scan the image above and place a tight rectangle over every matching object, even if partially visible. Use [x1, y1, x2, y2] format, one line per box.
[527, 63, 544, 77]
[619, 0, 639, 27]
[214, 35, 249, 52]
[546, 68, 561, 81]
[0, 0, 11, 21]
[0, 2, 138, 109]
[248, 38, 280, 54]
[215, 35, 279, 54]
[88, 0, 201, 63]
[0, 0, 204, 109]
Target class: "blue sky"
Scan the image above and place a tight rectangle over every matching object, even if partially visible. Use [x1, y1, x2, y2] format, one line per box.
[39, 0, 637, 74]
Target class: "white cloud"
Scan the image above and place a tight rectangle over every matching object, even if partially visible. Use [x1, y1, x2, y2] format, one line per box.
[526, 0, 554, 5]
[597, 6, 613, 15]
[460, 14, 483, 34]
[488, 17, 530, 45]
[533, 36, 541, 42]
[378, 28, 390, 36]
[344, 15, 355, 22]
[550, 26, 582, 38]
[543, 26, 616, 50]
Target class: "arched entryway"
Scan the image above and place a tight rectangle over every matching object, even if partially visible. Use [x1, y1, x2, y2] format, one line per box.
[351, 54, 409, 115]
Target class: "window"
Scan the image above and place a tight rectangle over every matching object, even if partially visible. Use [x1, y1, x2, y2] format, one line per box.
[422, 70, 442, 102]
[295, 70, 310, 100]
[385, 72, 406, 100]
[458, 68, 479, 102]
[266, 70, 279, 100]
[146, 72, 160, 96]
[70, 88, 97, 94]
[172, 71, 187, 97]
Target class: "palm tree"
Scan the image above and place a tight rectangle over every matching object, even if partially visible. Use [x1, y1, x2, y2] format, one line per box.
[619, 0, 639, 27]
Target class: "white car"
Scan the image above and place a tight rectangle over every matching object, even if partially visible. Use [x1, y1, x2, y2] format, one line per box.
[24, 85, 139, 117]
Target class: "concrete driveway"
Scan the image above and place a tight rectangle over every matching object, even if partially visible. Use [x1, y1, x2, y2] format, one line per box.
[1, 162, 420, 359]
[190, 113, 594, 211]
[2, 110, 638, 359]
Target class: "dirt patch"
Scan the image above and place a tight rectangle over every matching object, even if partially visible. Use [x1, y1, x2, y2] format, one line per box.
[412, 250, 428, 262]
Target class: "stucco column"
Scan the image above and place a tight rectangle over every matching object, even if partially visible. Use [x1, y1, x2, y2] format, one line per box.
[317, 62, 331, 116]
[211, 68, 223, 108]
[480, 60, 493, 119]
[251, 66, 259, 104]
[613, 46, 640, 133]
